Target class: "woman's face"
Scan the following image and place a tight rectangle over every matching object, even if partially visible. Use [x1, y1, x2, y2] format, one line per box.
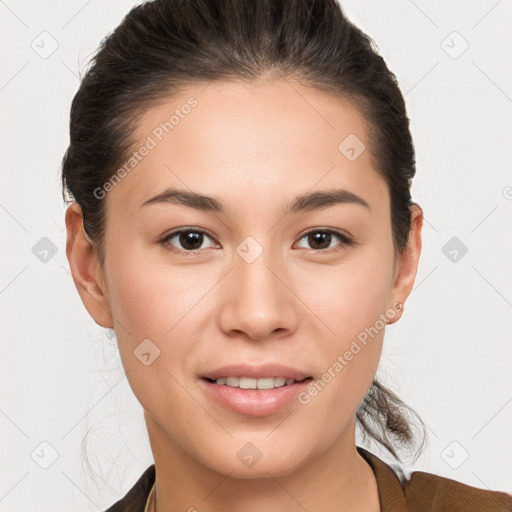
[67, 78, 422, 478]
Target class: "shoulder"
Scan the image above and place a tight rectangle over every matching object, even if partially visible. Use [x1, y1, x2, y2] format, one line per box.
[357, 446, 512, 512]
[403, 469, 512, 512]
[103, 464, 155, 512]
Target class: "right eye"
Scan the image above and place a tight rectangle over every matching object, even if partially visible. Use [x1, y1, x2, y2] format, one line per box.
[159, 228, 219, 254]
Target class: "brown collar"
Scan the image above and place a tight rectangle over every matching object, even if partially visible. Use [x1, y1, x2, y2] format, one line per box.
[357, 446, 409, 511]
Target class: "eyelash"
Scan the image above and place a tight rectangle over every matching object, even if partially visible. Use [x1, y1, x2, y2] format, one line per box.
[159, 227, 354, 255]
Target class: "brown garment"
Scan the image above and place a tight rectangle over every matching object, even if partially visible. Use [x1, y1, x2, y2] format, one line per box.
[104, 446, 512, 511]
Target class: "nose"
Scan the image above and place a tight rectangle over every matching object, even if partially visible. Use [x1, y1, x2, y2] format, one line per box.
[218, 243, 299, 342]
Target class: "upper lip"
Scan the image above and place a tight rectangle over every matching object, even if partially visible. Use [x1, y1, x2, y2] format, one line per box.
[201, 363, 311, 381]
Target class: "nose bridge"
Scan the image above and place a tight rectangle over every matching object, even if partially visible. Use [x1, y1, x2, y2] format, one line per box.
[219, 235, 296, 339]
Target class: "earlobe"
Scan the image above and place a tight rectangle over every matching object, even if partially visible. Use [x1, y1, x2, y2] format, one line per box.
[65, 203, 114, 328]
[386, 203, 424, 324]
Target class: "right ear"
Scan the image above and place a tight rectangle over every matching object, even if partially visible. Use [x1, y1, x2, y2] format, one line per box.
[65, 203, 113, 328]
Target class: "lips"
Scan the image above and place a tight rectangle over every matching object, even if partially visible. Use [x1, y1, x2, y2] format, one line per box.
[199, 375, 314, 416]
[200, 363, 312, 382]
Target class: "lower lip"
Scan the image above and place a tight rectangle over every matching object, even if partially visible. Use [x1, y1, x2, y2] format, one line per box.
[199, 378, 313, 417]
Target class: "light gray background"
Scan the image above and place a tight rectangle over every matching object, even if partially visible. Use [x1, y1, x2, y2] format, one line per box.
[1, 0, 511, 510]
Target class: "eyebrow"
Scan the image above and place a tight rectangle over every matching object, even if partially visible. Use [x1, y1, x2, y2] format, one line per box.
[141, 187, 371, 214]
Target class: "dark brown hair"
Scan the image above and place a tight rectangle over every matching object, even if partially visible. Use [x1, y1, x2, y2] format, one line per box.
[62, 0, 427, 463]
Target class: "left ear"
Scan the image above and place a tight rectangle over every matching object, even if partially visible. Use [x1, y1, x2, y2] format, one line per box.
[387, 203, 423, 324]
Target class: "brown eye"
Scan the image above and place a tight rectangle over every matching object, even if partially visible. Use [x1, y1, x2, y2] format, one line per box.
[296, 229, 352, 252]
[161, 229, 217, 253]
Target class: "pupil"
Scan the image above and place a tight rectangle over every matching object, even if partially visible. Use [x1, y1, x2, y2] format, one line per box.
[180, 231, 203, 250]
[310, 232, 330, 250]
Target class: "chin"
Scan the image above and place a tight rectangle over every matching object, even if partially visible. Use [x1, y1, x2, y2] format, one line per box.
[202, 441, 308, 479]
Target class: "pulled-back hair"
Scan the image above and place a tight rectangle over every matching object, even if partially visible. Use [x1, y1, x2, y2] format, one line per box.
[62, 0, 427, 463]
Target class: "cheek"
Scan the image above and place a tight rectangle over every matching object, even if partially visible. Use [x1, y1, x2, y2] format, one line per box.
[106, 250, 206, 339]
[104, 259, 203, 412]
[294, 252, 391, 413]
[104, 249, 220, 387]
[299, 251, 393, 339]
[295, 299, 385, 450]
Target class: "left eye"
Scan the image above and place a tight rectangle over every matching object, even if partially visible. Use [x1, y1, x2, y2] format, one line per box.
[160, 228, 352, 254]
[295, 229, 352, 252]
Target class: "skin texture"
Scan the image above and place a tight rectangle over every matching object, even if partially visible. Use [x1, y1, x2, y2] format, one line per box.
[65, 78, 423, 512]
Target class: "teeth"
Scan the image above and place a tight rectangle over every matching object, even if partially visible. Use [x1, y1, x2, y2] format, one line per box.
[212, 376, 298, 389]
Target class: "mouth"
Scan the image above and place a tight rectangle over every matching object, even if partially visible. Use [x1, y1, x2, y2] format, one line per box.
[199, 363, 315, 416]
[199, 377, 313, 418]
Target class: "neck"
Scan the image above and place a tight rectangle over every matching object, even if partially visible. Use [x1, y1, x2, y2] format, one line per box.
[145, 414, 380, 512]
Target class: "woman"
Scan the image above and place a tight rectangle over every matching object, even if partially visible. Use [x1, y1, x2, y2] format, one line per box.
[61, 0, 512, 510]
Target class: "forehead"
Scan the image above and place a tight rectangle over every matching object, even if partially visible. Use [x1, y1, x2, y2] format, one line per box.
[107, 79, 388, 215]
